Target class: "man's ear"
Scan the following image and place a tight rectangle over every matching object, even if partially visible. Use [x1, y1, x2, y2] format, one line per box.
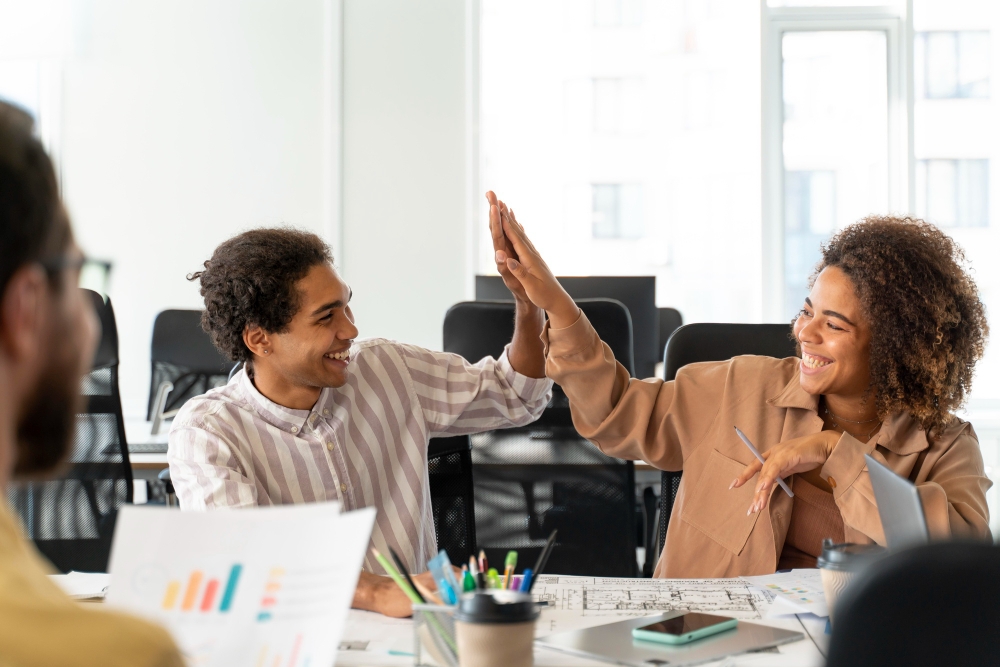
[243, 325, 272, 358]
[0, 265, 47, 362]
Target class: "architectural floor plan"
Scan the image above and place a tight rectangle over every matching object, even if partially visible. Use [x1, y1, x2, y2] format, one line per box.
[531, 576, 776, 620]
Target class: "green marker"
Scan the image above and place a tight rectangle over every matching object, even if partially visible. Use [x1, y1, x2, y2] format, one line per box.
[463, 569, 476, 592]
[486, 568, 500, 589]
[503, 551, 517, 590]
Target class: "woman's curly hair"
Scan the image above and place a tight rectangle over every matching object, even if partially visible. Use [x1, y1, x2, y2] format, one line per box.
[189, 228, 332, 363]
[812, 216, 988, 434]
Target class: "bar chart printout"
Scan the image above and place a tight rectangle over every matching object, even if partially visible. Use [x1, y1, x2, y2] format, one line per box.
[106, 503, 375, 667]
[160, 564, 242, 613]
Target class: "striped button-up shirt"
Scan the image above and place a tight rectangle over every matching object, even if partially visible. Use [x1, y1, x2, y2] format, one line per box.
[167, 338, 552, 573]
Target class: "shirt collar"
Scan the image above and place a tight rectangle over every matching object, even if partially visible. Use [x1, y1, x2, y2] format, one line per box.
[765, 371, 930, 456]
[237, 367, 314, 434]
[766, 373, 818, 412]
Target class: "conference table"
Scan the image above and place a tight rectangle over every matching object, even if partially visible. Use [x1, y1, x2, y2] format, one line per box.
[334, 575, 830, 667]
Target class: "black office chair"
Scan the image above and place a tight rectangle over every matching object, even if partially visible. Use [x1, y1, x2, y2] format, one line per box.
[427, 435, 477, 566]
[650, 323, 798, 573]
[147, 309, 232, 428]
[827, 541, 1000, 666]
[656, 308, 683, 361]
[443, 299, 639, 577]
[7, 290, 133, 573]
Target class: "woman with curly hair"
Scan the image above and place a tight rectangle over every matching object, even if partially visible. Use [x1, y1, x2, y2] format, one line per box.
[486, 192, 991, 577]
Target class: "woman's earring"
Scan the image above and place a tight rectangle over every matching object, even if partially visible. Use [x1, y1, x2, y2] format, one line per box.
[263, 350, 269, 355]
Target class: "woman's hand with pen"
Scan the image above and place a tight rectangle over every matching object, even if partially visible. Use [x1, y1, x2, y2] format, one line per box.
[730, 431, 840, 515]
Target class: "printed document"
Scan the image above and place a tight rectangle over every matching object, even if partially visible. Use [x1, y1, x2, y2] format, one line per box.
[106, 502, 374, 667]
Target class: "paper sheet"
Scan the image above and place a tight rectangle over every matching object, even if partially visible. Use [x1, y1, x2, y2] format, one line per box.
[48, 571, 110, 599]
[741, 570, 828, 618]
[529, 575, 774, 624]
[106, 502, 374, 667]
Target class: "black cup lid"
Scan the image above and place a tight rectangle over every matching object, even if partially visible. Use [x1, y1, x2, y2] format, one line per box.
[452, 590, 540, 624]
[817, 539, 885, 571]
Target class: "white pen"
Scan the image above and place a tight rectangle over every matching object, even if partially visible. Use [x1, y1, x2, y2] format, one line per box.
[734, 426, 794, 498]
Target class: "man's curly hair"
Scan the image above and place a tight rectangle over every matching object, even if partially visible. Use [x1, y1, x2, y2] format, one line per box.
[811, 216, 988, 434]
[189, 228, 333, 363]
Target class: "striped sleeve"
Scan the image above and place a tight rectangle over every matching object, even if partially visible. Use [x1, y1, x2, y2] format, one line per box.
[399, 343, 553, 438]
[167, 406, 259, 510]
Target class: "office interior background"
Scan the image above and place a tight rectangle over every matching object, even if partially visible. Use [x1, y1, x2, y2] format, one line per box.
[0, 0, 997, 532]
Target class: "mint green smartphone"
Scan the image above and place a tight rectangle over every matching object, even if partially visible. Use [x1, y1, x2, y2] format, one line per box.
[632, 613, 738, 645]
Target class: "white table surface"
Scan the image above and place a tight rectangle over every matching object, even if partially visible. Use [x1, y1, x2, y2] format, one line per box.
[124, 418, 170, 445]
[334, 595, 829, 667]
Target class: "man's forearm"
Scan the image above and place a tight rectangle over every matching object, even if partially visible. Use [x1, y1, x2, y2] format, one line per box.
[507, 298, 547, 378]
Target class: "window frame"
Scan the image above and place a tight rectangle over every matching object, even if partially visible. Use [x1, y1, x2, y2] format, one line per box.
[760, 2, 913, 321]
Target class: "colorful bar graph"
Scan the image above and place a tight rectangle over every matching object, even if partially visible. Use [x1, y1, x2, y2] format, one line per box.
[287, 635, 303, 667]
[219, 564, 243, 612]
[161, 581, 181, 610]
[200, 579, 220, 611]
[181, 571, 204, 611]
[161, 563, 243, 613]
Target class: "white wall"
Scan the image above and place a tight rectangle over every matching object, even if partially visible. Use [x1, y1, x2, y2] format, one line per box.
[3, 0, 473, 418]
[341, 0, 470, 351]
[54, 1, 337, 417]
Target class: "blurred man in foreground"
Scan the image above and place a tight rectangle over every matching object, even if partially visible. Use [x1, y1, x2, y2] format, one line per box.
[0, 100, 183, 666]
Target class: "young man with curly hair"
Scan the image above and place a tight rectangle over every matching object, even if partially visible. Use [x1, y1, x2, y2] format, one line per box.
[168, 206, 551, 616]
[0, 101, 183, 665]
[489, 196, 991, 577]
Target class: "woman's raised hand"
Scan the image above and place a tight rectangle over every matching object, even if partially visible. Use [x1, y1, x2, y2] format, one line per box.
[485, 191, 580, 328]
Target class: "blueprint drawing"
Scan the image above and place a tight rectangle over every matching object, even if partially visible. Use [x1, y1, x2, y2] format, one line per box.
[530, 576, 776, 620]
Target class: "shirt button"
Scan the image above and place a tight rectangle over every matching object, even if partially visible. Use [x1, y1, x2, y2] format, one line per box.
[828, 476, 837, 489]
[340, 483, 347, 493]
[326, 442, 335, 451]
[290, 426, 299, 434]
[322, 409, 330, 416]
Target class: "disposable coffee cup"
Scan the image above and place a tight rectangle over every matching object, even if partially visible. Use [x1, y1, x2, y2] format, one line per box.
[453, 590, 539, 667]
[817, 539, 884, 622]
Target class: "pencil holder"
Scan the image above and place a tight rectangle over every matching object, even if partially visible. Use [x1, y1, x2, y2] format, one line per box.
[413, 604, 459, 667]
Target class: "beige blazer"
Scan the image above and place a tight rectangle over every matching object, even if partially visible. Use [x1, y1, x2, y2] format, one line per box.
[543, 312, 992, 578]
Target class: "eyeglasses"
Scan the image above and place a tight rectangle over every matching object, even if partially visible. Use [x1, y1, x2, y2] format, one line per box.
[39, 256, 113, 295]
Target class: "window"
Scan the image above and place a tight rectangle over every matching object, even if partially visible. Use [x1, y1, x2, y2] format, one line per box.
[784, 171, 835, 314]
[774, 28, 890, 320]
[594, 0, 642, 28]
[593, 79, 644, 135]
[915, 31, 990, 99]
[480, 0, 762, 323]
[592, 184, 643, 239]
[916, 159, 990, 228]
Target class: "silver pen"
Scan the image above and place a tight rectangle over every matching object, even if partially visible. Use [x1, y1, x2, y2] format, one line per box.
[734, 426, 794, 498]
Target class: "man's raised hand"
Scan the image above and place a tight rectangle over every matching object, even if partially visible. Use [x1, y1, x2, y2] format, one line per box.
[486, 192, 580, 329]
[486, 191, 530, 303]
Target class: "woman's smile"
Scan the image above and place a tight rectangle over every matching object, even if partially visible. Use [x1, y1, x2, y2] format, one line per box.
[800, 350, 834, 375]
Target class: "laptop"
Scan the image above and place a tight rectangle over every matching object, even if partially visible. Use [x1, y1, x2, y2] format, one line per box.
[864, 453, 930, 550]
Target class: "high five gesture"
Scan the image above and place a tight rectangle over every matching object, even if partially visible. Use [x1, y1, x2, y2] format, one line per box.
[485, 191, 580, 329]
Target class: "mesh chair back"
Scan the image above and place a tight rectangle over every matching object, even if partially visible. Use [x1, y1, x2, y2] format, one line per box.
[8, 290, 132, 573]
[444, 299, 634, 430]
[443, 299, 634, 373]
[443, 298, 638, 577]
[655, 323, 798, 565]
[427, 436, 477, 566]
[827, 542, 1000, 667]
[148, 309, 233, 419]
